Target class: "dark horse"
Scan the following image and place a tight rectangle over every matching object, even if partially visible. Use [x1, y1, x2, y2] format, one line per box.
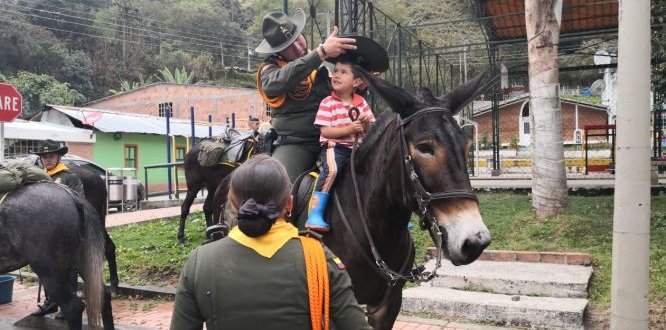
[177, 142, 235, 245]
[0, 182, 114, 329]
[178, 135, 262, 245]
[69, 166, 119, 294]
[213, 72, 491, 329]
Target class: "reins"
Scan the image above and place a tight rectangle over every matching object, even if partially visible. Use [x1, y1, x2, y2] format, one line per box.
[336, 107, 479, 286]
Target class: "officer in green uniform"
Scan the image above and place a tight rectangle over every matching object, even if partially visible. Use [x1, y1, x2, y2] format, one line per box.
[170, 155, 370, 330]
[255, 9, 356, 181]
[33, 139, 84, 195]
[30, 139, 84, 318]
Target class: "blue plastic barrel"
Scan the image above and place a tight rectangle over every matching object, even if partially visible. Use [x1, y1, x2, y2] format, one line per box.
[0, 275, 16, 304]
[581, 87, 592, 97]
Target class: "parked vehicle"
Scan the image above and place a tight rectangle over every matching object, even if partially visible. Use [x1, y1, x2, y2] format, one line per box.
[11, 154, 146, 202]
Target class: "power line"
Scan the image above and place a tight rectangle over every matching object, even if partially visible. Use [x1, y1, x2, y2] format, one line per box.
[2, 3, 251, 52]
[15, 0, 249, 44]
[0, 15, 264, 67]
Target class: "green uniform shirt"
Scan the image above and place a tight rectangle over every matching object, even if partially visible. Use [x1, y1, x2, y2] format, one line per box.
[170, 236, 371, 330]
[260, 52, 331, 144]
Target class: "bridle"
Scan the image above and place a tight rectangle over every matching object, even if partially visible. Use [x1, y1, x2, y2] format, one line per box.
[335, 106, 478, 285]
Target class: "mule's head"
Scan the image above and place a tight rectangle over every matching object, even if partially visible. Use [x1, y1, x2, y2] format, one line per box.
[360, 70, 491, 265]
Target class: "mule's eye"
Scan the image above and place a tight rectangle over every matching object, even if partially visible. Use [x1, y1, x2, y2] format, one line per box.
[415, 143, 434, 155]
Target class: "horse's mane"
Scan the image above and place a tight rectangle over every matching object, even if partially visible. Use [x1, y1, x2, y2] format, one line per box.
[356, 110, 398, 161]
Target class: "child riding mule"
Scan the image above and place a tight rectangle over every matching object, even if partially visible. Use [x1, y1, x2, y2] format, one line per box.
[212, 71, 491, 329]
[0, 182, 113, 330]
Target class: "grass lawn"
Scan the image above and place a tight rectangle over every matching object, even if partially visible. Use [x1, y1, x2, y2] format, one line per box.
[110, 193, 666, 313]
[108, 214, 206, 287]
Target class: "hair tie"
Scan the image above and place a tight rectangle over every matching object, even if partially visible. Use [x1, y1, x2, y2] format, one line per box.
[238, 198, 281, 220]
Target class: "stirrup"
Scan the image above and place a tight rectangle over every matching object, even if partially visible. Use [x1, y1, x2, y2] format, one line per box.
[31, 301, 58, 317]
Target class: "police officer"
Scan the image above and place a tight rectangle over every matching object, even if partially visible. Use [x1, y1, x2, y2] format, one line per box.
[30, 139, 84, 317]
[170, 155, 370, 330]
[255, 9, 356, 181]
[248, 116, 260, 139]
[33, 139, 84, 195]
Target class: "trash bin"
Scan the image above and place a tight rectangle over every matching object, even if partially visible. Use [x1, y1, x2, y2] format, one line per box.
[123, 177, 139, 201]
[108, 176, 124, 202]
[0, 274, 16, 305]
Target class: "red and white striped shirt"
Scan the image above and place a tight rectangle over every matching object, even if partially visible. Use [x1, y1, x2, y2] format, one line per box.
[314, 92, 375, 147]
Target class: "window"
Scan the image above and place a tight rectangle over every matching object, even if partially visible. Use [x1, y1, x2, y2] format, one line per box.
[124, 144, 138, 169]
[159, 102, 174, 117]
[523, 122, 530, 134]
[265, 104, 272, 117]
[175, 146, 186, 162]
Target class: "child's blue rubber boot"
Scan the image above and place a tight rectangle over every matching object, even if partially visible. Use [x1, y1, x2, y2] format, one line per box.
[305, 191, 330, 232]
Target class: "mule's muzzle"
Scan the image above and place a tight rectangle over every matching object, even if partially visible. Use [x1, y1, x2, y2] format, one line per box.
[456, 230, 491, 265]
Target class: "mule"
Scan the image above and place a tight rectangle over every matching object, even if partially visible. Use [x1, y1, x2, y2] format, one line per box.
[0, 182, 114, 330]
[177, 142, 236, 245]
[69, 166, 119, 294]
[178, 135, 261, 245]
[212, 72, 491, 329]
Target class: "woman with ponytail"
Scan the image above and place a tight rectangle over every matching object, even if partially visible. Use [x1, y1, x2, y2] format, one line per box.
[170, 155, 370, 330]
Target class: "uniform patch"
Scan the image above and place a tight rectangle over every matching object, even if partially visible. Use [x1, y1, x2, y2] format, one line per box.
[333, 257, 345, 270]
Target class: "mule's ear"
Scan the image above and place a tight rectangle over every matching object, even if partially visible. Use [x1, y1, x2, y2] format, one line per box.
[437, 74, 485, 115]
[356, 66, 418, 117]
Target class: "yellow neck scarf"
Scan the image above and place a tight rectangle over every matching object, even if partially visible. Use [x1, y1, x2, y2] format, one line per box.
[228, 219, 298, 258]
[46, 162, 69, 177]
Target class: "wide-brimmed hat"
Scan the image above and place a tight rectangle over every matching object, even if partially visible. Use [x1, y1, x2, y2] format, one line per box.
[33, 140, 68, 156]
[255, 9, 306, 54]
[326, 35, 389, 72]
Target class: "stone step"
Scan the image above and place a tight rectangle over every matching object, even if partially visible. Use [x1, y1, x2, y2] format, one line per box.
[423, 259, 592, 298]
[401, 286, 588, 329]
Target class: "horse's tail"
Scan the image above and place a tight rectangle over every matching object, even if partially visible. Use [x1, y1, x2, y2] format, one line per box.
[76, 198, 105, 328]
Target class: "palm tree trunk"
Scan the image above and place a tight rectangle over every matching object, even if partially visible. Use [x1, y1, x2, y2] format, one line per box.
[525, 0, 567, 218]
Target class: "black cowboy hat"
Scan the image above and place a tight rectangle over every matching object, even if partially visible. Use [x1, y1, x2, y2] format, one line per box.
[255, 9, 306, 54]
[326, 35, 389, 72]
[33, 140, 68, 156]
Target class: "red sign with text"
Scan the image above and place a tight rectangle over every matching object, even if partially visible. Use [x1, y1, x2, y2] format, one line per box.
[0, 83, 22, 122]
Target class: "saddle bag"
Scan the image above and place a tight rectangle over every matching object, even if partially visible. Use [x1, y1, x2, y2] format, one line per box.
[197, 129, 256, 167]
[0, 160, 52, 193]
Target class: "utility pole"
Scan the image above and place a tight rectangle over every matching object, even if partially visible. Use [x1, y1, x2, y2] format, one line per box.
[220, 42, 227, 79]
[610, 0, 651, 328]
[247, 44, 251, 72]
[283, 0, 288, 13]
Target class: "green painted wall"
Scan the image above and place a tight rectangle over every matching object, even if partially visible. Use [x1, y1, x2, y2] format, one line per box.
[92, 132, 189, 188]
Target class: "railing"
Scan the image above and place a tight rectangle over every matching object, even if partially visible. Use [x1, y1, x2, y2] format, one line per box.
[143, 162, 185, 200]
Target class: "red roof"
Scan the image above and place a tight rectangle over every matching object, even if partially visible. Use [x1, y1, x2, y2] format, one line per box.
[480, 0, 618, 41]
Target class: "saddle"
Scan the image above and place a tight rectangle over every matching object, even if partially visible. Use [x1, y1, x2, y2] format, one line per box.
[197, 128, 257, 167]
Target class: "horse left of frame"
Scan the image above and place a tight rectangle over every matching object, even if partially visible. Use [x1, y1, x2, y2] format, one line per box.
[0, 182, 114, 330]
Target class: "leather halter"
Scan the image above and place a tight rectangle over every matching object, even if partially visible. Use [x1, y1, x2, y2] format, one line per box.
[336, 106, 478, 285]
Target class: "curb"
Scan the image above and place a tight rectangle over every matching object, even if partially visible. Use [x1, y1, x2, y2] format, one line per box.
[9, 271, 176, 300]
[426, 248, 592, 266]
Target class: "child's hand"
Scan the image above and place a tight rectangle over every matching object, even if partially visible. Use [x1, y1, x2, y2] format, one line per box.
[357, 112, 370, 123]
[347, 121, 364, 134]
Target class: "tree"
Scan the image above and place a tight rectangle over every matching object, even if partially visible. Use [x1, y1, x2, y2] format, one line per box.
[10, 72, 85, 118]
[158, 67, 195, 84]
[525, 0, 567, 218]
[108, 74, 154, 95]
